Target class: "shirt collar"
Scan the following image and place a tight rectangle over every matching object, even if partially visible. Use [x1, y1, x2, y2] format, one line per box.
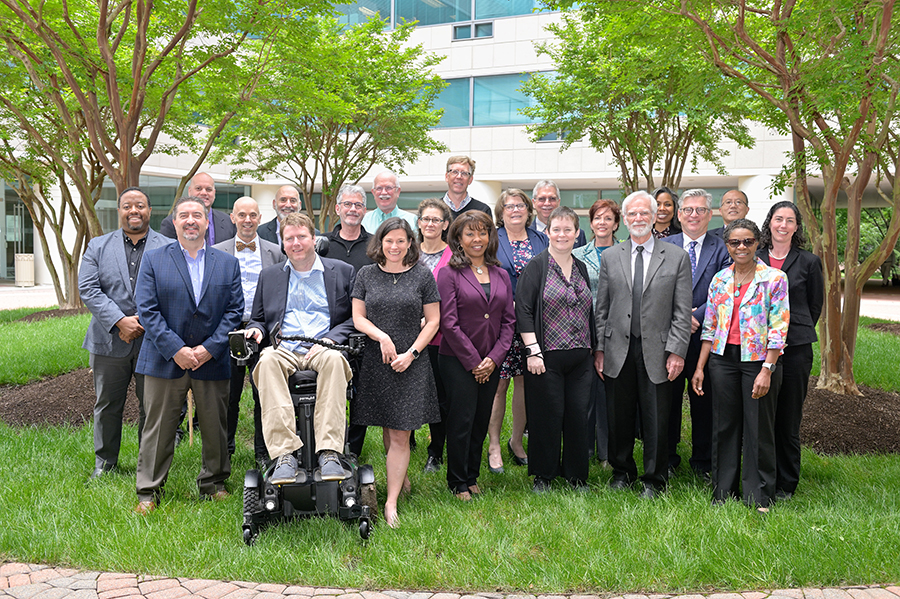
[284, 254, 324, 275]
[684, 232, 706, 249]
[236, 235, 260, 250]
[631, 236, 655, 254]
[179, 242, 207, 259]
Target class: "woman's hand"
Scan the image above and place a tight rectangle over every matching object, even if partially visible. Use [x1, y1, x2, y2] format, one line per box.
[390, 350, 414, 373]
[379, 335, 397, 364]
[752, 368, 772, 399]
[691, 369, 705, 395]
[526, 354, 545, 375]
[472, 357, 496, 384]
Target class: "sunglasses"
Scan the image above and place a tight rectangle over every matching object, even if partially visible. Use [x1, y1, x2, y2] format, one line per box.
[725, 238, 758, 248]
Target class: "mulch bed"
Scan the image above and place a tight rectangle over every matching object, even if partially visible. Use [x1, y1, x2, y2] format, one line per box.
[17, 307, 90, 323]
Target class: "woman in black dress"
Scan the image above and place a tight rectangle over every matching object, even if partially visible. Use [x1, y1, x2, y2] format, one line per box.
[351, 218, 441, 527]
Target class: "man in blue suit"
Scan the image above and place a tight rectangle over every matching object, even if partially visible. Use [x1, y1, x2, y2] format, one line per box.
[661, 189, 731, 480]
[133, 197, 243, 513]
[79, 187, 172, 480]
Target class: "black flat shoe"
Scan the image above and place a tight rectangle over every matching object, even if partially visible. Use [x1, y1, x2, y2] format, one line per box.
[507, 440, 528, 466]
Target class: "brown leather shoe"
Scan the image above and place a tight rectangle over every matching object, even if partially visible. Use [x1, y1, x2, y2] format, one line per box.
[134, 500, 156, 514]
[204, 489, 230, 501]
[453, 491, 472, 501]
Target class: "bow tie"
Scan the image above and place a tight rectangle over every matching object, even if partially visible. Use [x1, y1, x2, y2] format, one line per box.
[236, 240, 256, 252]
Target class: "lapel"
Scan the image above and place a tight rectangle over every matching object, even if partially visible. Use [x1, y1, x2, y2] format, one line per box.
[198, 247, 216, 304]
[739, 260, 765, 308]
[112, 231, 131, 289]
[322, 259, 337, 318]
[460, 266, 487, 302]
[644, 241, 665, 288]
[694, 235, 716, 290]
[615, 242, 633, 292]
[498, 229, 515, 268]
[169, 243, 196, 307]
[781, 247, 799, 273]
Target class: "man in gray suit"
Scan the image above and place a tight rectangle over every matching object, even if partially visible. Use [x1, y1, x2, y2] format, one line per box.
[79, 187, 172, 479]
[594, 190, 692, 498]
[213, 197, 286, 463]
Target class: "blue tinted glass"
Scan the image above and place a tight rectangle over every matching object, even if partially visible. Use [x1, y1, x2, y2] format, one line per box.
[472, 73, 533, 126]
[474, 22, 493, 37]
[397, 0, 470, 26]
[435, 78, 471, 128]
[335, 0, 392, 26]
[475, 0, 546, 19]
[453, 24, 472, 39]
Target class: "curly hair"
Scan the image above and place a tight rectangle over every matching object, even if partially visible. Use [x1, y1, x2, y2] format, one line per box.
[447, 211, 501, 269]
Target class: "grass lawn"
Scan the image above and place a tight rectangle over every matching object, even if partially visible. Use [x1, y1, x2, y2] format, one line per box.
[1, 309, 898, 592]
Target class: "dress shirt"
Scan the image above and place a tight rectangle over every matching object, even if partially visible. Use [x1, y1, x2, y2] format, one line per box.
[630, 236, 655, 281]
[442, 193, 474, 214]
[181, 243, 206, 304]
[362, 205, 418, 232]
[124, 231, 148, 292]
[280, 255, 330, 354]
[235, 236, 263, 322]
[534, 218, 548, 233]
[682, 233, 706, 264]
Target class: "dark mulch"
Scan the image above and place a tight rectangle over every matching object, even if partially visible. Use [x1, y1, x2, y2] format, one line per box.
[17, 307, 90, 323]
[866, 322, 900, 336]
[0, 368, 140, 427]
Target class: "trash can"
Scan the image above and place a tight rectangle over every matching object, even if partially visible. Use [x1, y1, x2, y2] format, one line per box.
[15, 254, 35, 287]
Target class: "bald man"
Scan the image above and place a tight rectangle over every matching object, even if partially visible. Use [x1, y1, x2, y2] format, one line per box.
[258, 185, 302, 245]
[160, 173, 236, 244]
[213, 197, 286, 463]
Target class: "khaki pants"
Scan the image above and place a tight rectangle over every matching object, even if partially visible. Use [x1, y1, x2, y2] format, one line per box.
[253, 346, 352, 459]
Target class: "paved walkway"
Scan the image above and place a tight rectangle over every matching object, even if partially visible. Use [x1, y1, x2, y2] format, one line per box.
[1, 563, 899, 599]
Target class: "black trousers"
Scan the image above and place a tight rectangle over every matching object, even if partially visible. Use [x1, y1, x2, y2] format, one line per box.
[523, 348, 592, 484]
[605, 337, 670, 490]
[427, 345, 450, 462]
[774, 343, 813, 495]
[439, 353, 500, 493]
[667, 339, 713, 474]
[227, 353, 266, 461]
[709, 345, 781, 507]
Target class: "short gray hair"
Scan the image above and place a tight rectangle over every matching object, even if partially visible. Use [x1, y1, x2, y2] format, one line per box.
[622, 190, 657, 216]
[338, 184, 366, 203]
[532, 180, 560, 199]
[680, 188, 712, 210]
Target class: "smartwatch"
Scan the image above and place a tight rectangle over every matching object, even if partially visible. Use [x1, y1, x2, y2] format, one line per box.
[761, 362, 776, 372]
[411, 348, 420, 360]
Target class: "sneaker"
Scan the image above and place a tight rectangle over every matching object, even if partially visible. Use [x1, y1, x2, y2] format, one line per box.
[318, 450, 346, 481]
[423, 455, 441, 473]
[270, 453, 299, 485]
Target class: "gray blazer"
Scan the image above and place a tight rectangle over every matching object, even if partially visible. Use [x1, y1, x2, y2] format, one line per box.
[212, 235, 285, 269]
[79, 228, 173, 357]
[594, 238, 693, 384]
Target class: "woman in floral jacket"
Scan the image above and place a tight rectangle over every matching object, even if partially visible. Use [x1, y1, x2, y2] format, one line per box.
[691, 218, 789, 512]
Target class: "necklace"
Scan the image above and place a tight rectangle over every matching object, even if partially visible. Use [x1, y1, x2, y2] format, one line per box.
[769, 248, 789, 261]
[474, 265, 484, 275]
[734, 269, 754, 297]
[390, 271, 406, 285]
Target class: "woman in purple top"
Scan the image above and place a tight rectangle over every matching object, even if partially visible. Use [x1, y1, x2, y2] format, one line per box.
[437, 211, 515, 500]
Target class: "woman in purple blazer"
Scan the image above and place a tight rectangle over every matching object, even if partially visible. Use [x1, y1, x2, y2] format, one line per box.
[437, 211, 516, 500]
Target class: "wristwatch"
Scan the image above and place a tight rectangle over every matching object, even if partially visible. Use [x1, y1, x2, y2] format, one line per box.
[761, 362, 776, 372]
[411, 348, 420, 360]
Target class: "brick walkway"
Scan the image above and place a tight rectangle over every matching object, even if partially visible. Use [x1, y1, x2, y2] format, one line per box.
[1, 563, 898, 599]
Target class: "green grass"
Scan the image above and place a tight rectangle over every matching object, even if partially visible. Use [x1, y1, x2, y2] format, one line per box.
[1, 311, 899, 591]
[0, 308, 90, 385]
[0, 306, 54, 324]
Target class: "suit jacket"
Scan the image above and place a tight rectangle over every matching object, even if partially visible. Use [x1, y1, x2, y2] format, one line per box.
[497, 226, 548, 296]
[662, 232, 732, 328]
[135, 243, 243, 380]
[247, 257, 356, 348]
[572, 240, 616, 297]
[80, 228, 173, 357]
[159, 208, 236, 244]
[257, 217, 280, 245]
[709, 225, 725, 239]
[757, 246, 823, 345]
[212, 236, 284, 268]
[436, 265, 515, 371]
[594, 238, 693, 384]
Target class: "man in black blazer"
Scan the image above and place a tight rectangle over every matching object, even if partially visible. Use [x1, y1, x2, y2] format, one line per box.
[245, 212, 356, 485]
[529, 180, 587, 248]
[257, 185, 302, 245]
[159, 172, 236, 245]
[710, 189, 750, 238]
[212, 197, 286, 463]
[661, 189, 732, 481]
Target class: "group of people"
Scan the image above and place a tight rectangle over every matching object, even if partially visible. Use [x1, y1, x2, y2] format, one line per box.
[79, 157, 823, 523]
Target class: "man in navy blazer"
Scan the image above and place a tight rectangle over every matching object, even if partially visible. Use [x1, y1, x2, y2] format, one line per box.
[133, 197, 243, 513]
[79, 187, 173, 480]
[661, 189, 731, 480]
[213, 196, 286, 463]
[245, 212, 355, 485]
[257, 184, 302, 245]
[159, 172, 236, 245]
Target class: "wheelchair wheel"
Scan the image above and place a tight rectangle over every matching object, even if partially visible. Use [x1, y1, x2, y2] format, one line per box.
[359, 519, 371, 540]
[360, 482, 378, 522]
[243, 482, 262, 515]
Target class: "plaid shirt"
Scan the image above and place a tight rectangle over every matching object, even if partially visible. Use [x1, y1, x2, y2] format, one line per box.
[542, 255, 592, 351]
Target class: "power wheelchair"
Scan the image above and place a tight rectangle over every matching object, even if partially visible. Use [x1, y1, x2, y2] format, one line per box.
[230, 330, 377, 544]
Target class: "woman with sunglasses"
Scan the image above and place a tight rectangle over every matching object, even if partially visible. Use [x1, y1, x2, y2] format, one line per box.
[691, 219, 789, 512]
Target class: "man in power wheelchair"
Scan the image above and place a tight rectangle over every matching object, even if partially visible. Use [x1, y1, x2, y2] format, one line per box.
[240, 213, 375, 541]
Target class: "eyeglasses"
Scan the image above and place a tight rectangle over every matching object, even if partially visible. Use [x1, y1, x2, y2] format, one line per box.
[372, 186, 397, 193]
[626, 210, 652, 219]
[504, 203, 527, 212]
[725, 238, 758, 248]
[339, 201, 364, 210]
[534, 196, 558, 203]
[419, 216, 445, 225]
[722, 199, 747, 207]
[447, 169, 471, 178]
[680, 207, 710, 216]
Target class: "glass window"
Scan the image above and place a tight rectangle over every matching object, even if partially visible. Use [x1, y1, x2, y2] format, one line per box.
[474, 0, 545, 19]
[335, 0, 392, 26]
[474, 22, 493, 37]
[397, 0, 470, 26]
[560, 190, 599, 209]
[453, 24, 472, 39]
[435, 78, 471, 128]
[472, 73, 534, 126]
[396, 192, 445, 212]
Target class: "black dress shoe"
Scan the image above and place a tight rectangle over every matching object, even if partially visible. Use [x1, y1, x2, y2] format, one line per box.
[609, 477, 631, 490]
[532, 477, 552, 493]
[423, 455, 441, 473]
[89, 464, 116, 480]
[639, 485, 659, 499]
[507, 440, 528, 466]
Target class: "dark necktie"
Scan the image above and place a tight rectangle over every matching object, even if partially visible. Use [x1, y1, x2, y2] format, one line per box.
[236, 240, 256, 252]
[689, 240, 698, 278]
[632, 245, 643, 338]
